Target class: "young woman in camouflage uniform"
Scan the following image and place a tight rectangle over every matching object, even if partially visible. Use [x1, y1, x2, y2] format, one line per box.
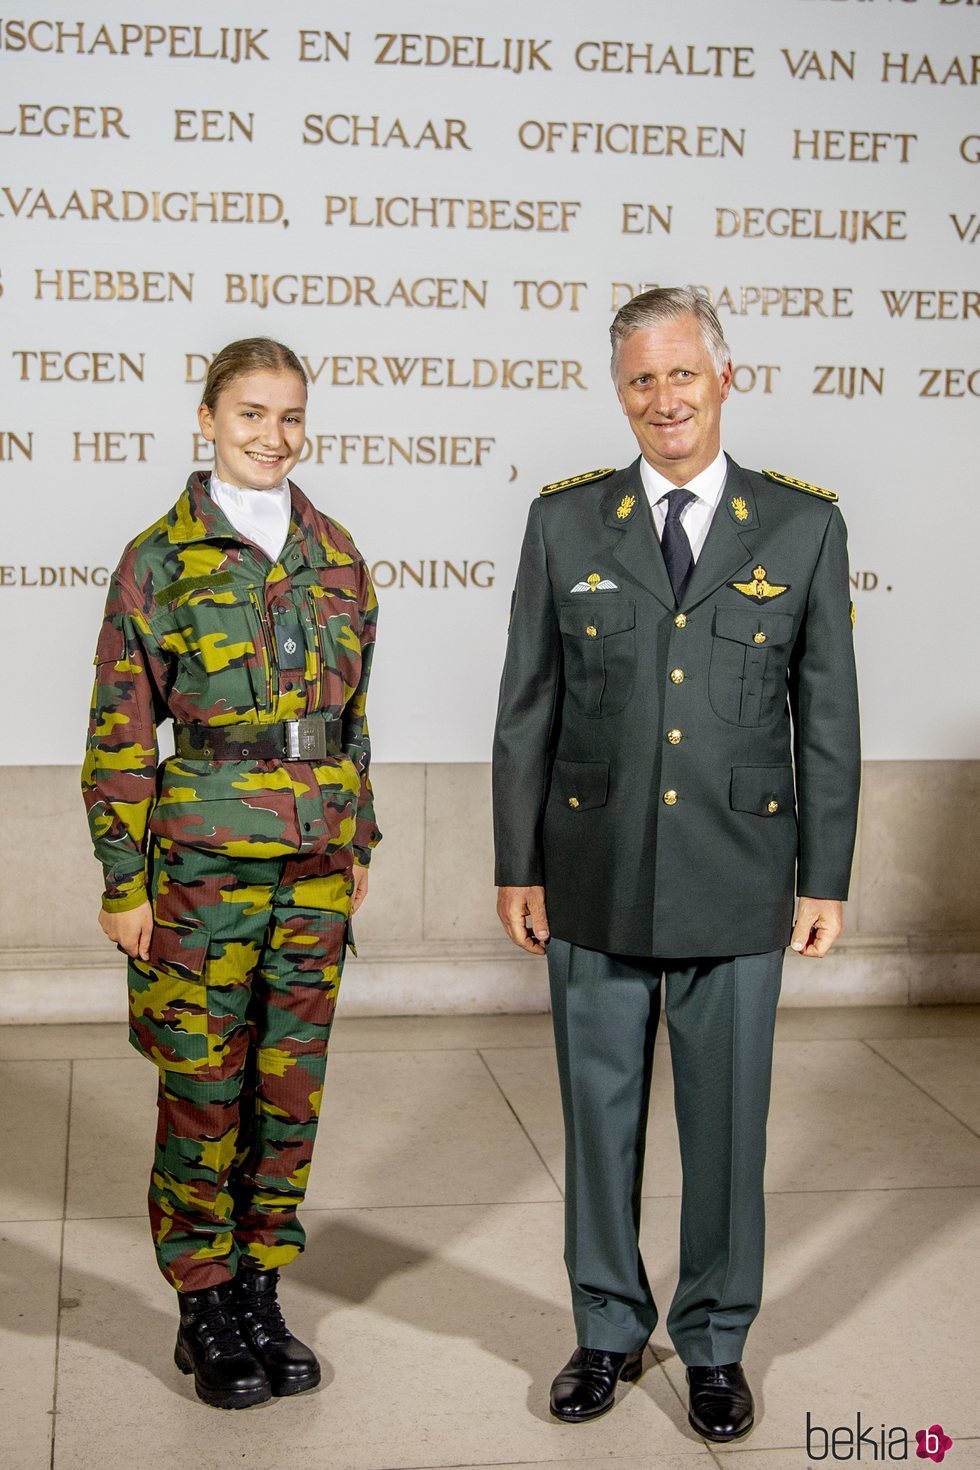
[82, 338, 381, 1409]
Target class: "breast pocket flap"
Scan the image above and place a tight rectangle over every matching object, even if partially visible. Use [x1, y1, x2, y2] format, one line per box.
[714, 609, 794, 647]
[559, 600, 635, 639]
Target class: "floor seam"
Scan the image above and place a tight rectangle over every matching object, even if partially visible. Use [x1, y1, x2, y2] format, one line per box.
[48, 1058, 74, 1470]
[43, 1179, 980, 1226]
[861, 1039, 980, 1140]
[476, 1049, 565, 1199]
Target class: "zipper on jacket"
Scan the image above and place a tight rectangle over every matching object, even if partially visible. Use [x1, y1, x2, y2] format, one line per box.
[307, 588, 325, 709]
[248, 589, 274, 712]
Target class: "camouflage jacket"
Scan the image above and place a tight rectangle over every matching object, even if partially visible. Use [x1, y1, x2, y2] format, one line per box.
[83, 472, 381, 912]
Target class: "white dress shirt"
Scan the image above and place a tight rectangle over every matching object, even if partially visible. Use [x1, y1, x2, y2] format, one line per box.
[639, 449, 729, 563]
[208, 473, 292, 562]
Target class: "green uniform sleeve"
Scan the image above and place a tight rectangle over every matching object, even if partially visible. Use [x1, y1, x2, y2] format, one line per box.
[492, 499, 562, 886]
[345, 558, 382, 866]
[81, 564, 171, 911]
[789, 505, 861, 899]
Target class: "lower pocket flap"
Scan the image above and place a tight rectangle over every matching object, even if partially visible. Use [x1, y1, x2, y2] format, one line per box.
[550, 758, 609, 812]
[730, 765, 795, 817]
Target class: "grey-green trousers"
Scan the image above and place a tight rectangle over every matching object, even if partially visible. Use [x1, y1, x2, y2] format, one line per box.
[548, 939, 782, 1367]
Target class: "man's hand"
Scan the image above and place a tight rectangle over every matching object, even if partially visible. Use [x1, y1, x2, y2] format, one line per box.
[99, 901, 153, 961]
[496, 885, 550, 956]
[791, 897, 843, 958]
[351, 863, 369, 914]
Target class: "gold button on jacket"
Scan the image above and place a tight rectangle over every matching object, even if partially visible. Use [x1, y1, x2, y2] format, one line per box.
[491, 454, 860, 958]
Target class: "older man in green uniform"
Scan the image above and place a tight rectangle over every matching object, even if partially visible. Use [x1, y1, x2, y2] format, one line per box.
[492, 287, 860, 1442]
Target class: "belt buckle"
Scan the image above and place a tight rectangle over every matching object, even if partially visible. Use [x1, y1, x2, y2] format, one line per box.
[286, 718, 327, 761]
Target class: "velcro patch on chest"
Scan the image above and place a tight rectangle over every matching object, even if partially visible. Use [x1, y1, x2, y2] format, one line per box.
[275, 622, 306, 669]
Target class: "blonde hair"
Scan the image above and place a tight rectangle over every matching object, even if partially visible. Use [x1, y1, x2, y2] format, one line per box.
[201, 338, 307, 411]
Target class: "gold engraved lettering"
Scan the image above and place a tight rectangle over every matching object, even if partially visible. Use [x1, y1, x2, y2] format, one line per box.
[0, 564, 110, 588]
[174, 109, 253, 142]
[297, 434, 495, 466]
[792, 130, 916, 164]
[918, 369, 980, 399]
[514, 280, 587, 310]
[323, 196, 581, 231]
[35, 269, 193, 303]
[0, 431, 33, 461]
[621, 204, 673, 235]
[373, 34, 551, 73]
[812, 366, 885, 398]
[11, 350, 144, 382]
[610, 282, 853, 318]
[369, 559, 496, 590]
[73, 431, 154, 462]
[0, 188, 285, 224]
[0, 22, 269, 62]
[574, 41, 754, 78]
[303, 115, 470, 149]
[881, 53, 980, 87]
[0, 103, 129, 138]
[297, 30, 351, 63]
[224, 273, 487, 309]
[716, 207, 907, 243]
[782, 49, 855, 82]
[519, 120, 746, 157]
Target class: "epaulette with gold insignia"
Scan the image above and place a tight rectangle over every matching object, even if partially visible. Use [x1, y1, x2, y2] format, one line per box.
[540, 467, 615, 496]
[763, 469, 839, 503]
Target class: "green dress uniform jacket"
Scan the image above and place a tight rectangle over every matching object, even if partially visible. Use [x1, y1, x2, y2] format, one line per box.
[493, 455, 860, 957]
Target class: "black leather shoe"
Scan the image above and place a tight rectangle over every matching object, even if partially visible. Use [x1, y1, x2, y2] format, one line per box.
[549, 1345, 646, 1423]
[174, 1280, 271, 1409]
[233, 1267, 321, 1397]
[687, 1361, 755, 1442]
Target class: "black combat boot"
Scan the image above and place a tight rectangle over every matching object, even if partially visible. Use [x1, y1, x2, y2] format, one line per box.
[232, 1266, 321, 1397]
[174, 1280, 272, 1409]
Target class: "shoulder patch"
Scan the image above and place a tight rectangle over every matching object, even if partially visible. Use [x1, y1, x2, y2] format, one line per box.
[763, 469, 839, 503]
[540, 467, 615, 497]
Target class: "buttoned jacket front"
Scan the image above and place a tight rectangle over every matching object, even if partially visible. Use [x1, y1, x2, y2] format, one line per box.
[492, 455, 860, 957]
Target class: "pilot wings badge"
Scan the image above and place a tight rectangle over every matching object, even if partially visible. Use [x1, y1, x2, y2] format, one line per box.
[571, 572, 619, 593]
[729, 565, 790, 601]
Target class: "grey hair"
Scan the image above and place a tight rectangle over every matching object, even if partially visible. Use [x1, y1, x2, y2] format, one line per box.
[609, 286, 731, 380]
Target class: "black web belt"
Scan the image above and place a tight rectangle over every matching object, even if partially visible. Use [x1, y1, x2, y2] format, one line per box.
[173, 717, 343, 762]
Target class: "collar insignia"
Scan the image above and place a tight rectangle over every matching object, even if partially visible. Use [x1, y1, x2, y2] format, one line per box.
[730, 565, 790, 601]
[616, 494, 636, 521]
[730, 495, 750, 522]
[571, 573, 619, 593]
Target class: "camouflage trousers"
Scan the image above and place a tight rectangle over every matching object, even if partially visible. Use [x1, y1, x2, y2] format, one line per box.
[127, 837, 351, 1293]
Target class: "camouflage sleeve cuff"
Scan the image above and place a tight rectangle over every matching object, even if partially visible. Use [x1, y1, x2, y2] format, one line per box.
[102, 874, 148, 913]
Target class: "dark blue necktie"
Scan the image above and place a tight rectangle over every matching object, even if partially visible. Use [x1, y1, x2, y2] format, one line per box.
[660, 487, 696, 604]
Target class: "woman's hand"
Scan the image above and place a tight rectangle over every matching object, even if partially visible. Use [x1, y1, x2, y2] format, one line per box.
[99, 901, 153, 960]
[351, 864, 369, 914]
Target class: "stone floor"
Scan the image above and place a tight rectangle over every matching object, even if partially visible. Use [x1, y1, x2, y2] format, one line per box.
[1, 1006, 978, 1470]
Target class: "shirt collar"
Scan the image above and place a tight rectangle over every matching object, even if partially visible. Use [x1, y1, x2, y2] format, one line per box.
[208, 471, 289, 501]
[639, 447, 728, 510]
